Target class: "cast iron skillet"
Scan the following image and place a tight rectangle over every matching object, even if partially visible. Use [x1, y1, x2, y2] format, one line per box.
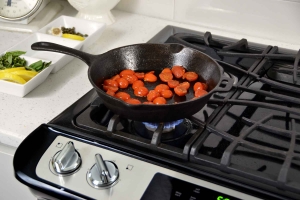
[31, 42, 233, 122]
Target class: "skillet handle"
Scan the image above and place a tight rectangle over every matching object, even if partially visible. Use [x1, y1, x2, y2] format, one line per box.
[31, 42, 97, 66]
[213, 76, 234, 92]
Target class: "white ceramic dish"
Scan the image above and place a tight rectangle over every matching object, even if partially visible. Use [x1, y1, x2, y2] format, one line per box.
[7, 33, 82, 73]
[0, 56, 53, 97]
[38, 15, 106, 51]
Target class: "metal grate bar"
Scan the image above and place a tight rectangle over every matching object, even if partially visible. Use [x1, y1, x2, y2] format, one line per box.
[237, 85, 300, 104]
[277, 119, 297, 184]
[242, 117, 299, 138]
[150, 124, 164, 146]
[207, 124, 287, 159]
[227, 100, 300, 116]
[222, 38, 249, 51]
[293, 50, 300, 84]
[220, 114, 272, 166]
[249, 72, 300, 94]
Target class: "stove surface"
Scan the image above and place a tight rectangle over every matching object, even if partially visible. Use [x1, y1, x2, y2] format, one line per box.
[14, 26, 300, 200]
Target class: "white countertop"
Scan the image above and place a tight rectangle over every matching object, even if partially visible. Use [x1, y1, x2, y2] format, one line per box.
[0, 7, 299, 148]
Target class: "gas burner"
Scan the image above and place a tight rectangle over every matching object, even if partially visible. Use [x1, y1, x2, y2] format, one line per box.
[142, 119, 184, 133]
[131, 119, 193, 143]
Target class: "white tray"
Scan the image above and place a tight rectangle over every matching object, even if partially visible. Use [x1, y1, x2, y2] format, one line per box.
[0, 16, 106, 97]
[0, 56, 53, 97]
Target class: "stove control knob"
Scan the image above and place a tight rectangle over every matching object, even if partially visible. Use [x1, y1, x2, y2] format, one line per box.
[51, 141, 81, 174]
[87, 154, 119, 188]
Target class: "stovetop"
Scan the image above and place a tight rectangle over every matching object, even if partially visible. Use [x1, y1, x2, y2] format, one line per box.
[17, 26, 300, 200]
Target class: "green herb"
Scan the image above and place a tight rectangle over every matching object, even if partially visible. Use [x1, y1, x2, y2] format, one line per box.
[26, 60, 52, 72]
[0, 51, 26, 69]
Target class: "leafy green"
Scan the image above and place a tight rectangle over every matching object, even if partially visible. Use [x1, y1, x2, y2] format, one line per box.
[0, 51, 51, 72]
[26, 60, 52, 72]
[0, 51, 26, 69]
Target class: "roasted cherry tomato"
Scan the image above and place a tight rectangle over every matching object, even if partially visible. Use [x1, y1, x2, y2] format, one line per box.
[161, 68, 172, 74]
[103, 85, 118, 92]
[193, 82, 204, 91]
[134, 86, 149, 97]
[143, 101, 154, 104]
[179, 81, 190, 90]
[174, 85, 187, 96]
[106, 90, 115, 96]
[120, 69, 135, 77]
[125, 98, 141, 104]
[201, 83, 208, 90]
[123, 74, 138, 84]
[147, 90, 161, 102]
[195, 89, 208, 98]
[115, 92, 130, 101]
[183, 72, 198, 81]
[116, 78, 129, 89]
[171, 65, 185, 78]
[103, 79, 118, 87]
[144, 73, 157, 82]
[154, 84, 169, 93]
[132, 80, 145, 90]
[161, 90, 173, 98]
[111, 74, 120, 81]
[135, 72, 145, 79]
[167, 80, 179, 88]
[153, 97, 167, 105]
[194, 82, 207, 91]
[159, 72, 173, 82]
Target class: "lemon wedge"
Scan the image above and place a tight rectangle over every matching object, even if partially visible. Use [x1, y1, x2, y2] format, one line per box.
[0, 72, 26, 84]
[62, 34, 85, 41]
[0, 67, 26, 73]
[11, 70, 38, 81]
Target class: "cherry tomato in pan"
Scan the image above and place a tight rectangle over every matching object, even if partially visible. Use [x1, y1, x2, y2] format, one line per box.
[161, 90, 173, 98]
[159, 72, 173, 82]
[132, 80, 144, 90]
[125, 98, 141, 104]
[106, 90, 115, 96]
[167, 80, 179, 88]
[153, 97, 167, 105]
[103, 85, 118, 92]
[116, 78, 129, 89]
[193, 82, 204, 91]
[161, 68, 172, 74]
[143, 101, 154, 104]
[115, 92, 131, 101]
[123, 74, 138, 84]
[135, 72, 145, 79]
[103, 79, 118, 87]
[134, 86, 149, 97]
[147, 90, 161, 102]
[120, 69, 135, 77]
[201, 83, 208, 90]
[171, 65, 185, 78]
[194, 82, 207, 91]
[179, 81, 190, 90]
[144, 73, 157, 82]
[154, 84, 169, 93]
[174, 85, 187, 96]
[111, 74, 120, 81]
[195, 89, 208, 97]
[183, 72, 198, 82]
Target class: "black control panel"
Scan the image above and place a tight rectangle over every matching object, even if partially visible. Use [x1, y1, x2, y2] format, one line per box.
[141, 173, 242, 200]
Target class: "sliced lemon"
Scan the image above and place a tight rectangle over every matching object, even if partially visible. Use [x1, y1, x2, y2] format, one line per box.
[62, 34, 85, 41]
[11, 70, 38, 81]
[0, 72, 26, 84]
[0, 67, 25, 73]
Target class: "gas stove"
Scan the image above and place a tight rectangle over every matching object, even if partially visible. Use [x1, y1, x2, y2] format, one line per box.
[13, 26, 300, 200]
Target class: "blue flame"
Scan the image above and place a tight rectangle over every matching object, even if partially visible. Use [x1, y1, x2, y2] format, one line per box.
[143, 119, 183, 130]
